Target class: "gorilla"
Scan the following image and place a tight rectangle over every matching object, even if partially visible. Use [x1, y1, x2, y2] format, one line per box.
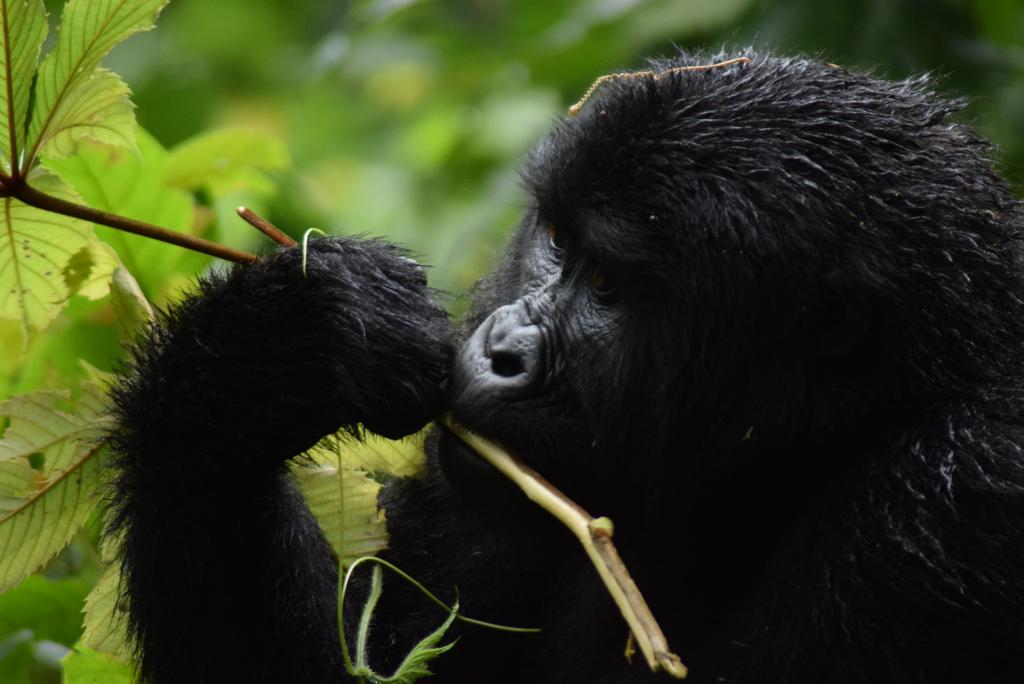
[110, 50, 1024, 683]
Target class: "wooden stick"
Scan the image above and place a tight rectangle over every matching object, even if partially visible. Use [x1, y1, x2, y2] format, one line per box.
[442, 418, 687, 679]
[236, 206, 296, 247]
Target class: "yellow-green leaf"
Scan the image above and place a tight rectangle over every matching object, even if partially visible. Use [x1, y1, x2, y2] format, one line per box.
[0, 385, 108, 477]
[80, 563, 130, 659]
[25, 0, 167, 168]
[35, 68, 137, 161]
[0, 389, 75, 467]
[299, 432, 426, 563]
[0, 171, 93, 332]
[0, 457, 35, 508]
[63, 240, 120, 301]
[0, 0, 47, 170]
[109, 264, 152, 336]
[296, 445, 389, 565]
[309, 430, 426, 479]
[0, 441, 105, 592]
[0, 386, 110, 591]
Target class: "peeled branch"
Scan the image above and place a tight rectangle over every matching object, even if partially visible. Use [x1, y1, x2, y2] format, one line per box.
[441, 417, 687, 679]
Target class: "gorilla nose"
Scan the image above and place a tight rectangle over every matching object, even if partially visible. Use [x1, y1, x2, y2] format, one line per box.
[486, 304, 541, 380]
[453, 301, 544, 401]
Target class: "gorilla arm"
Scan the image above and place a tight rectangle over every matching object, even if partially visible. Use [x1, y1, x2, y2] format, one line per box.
[108, 238, 452, 684]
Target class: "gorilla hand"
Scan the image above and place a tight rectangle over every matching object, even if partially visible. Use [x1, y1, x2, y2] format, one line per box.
[116, 236, 454, 466]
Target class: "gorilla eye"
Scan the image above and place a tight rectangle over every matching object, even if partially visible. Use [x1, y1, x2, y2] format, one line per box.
[547, 224, 564, 252]
[592, 270, 618, 302]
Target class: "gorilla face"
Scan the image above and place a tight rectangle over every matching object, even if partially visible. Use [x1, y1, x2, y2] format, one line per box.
[444, 129, 711, 507]
[442, 213, 620, 504]
[443, 66, 804, 507]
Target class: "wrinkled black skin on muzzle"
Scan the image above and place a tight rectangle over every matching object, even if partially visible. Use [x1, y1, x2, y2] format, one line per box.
[110, 50, 1024, 684]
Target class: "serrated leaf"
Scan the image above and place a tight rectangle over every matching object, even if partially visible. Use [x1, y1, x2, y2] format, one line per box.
[296, 458, 388, 565]
[383, 605, 458, 684]
[0, 0, 48, 170]
[166, 126, 289, 197]
[0, 171, 94, 332]
[350, 565, 457, 684]
[80, 562, 130, 658]
[25, 0, 168, 168]
[63, 240, 120, 301]
[36, 68, 137, 161]
[308, 431, 425, 479]
[0, 385, 107, 475]
[300, 433, 425, 565]
[0, 389, 76, 466]
[0, 457, 35, 507]
[0, 440, 105, 592]
[0, 386, 110, 592]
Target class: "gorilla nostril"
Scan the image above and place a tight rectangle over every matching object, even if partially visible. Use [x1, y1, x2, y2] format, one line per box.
[491, 350, 525, 378]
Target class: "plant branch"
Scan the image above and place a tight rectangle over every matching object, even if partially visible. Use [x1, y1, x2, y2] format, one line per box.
[236, 206, 296, 247]
[441, 417, 688, 679]
[0, 175, 258, 263]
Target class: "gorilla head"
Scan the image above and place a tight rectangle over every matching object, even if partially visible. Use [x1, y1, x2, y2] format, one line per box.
[442, 51, 1024, 517]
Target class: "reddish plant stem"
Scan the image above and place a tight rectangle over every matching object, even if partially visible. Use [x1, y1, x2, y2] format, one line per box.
[1, 176, 258, 263]
[236, 206, 296, 247]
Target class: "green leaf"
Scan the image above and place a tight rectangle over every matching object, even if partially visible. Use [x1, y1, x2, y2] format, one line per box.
[166, 126, 289, 197]
[63, 240, 120, 302]
[34, 68, 137, 161]
[0, 456, 34, 502]
[295, 458, 388, 565]
[109, 264, 152, 336]
[0, 442, 105, 593]
[381, 604, 458, 684]
[308, 431, 426, 479]
[79, 563, 130, 658]
[61, 647, 133, 684]
[0, 387, 109, 592]
[0, 0, 47, 170]
[0, 171, 94, 333]
[0, 387, 107, 476]
[25, 0, 168, 168]
[299, 432, 427, 565]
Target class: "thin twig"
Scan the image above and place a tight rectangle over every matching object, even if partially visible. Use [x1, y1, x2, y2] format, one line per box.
[441, 417, 688, 679]
[236, 206, 296, 247]
[0, 176, 258, 263]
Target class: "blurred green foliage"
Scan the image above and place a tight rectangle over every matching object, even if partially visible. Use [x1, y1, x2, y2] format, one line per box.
[0, 0, 1021, 680]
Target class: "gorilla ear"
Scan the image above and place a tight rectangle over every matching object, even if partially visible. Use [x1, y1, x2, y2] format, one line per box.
[813, 269, 872, 358]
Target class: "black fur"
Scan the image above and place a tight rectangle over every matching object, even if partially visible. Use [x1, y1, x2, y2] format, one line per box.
[111, 50, 1024, 683]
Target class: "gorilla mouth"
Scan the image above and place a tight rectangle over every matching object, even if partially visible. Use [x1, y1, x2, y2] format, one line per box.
[436, 420, 527, 509]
